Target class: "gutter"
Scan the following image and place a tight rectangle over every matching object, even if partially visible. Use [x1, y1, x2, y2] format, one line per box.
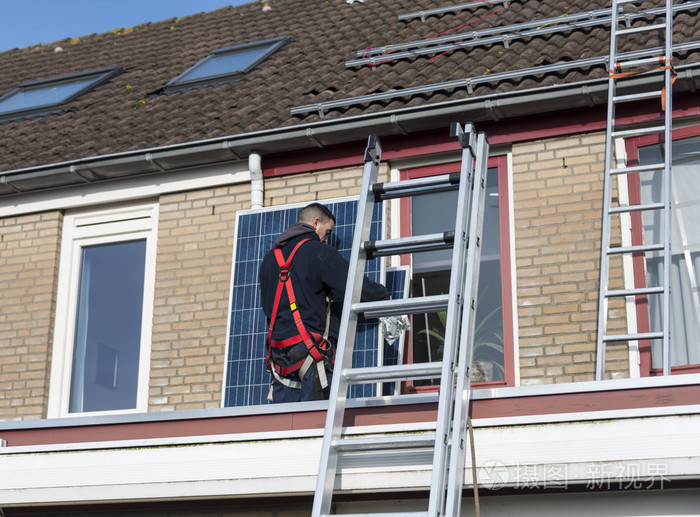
[1, 64, 699, 198]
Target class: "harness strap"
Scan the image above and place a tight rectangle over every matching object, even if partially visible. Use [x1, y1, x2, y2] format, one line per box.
[266, 355, 326, 402]
[270, 332, 324, 349]
[265, 238, 332, 389]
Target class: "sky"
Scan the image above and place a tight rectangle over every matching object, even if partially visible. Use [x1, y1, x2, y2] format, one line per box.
[0, 0, 253, 52]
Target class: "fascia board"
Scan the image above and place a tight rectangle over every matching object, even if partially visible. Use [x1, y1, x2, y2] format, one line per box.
[1, 413, 699, 506]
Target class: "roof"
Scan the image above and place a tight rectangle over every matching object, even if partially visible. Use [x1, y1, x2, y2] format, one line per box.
[0, 0, 699, 176]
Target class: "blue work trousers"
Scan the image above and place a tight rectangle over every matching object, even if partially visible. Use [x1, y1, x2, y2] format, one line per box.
[270, 342, 332, 403]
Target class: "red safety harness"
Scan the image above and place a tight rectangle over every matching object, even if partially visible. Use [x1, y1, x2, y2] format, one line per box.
[265, 238, 334, 390]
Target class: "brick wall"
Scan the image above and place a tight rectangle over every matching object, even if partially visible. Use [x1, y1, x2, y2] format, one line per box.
[512, 132, 628, 384]
[0, 142, 635, 418]
[263, 164, 384, 206]
[149, 185, 250, 411]
[0, 211, 62, 420]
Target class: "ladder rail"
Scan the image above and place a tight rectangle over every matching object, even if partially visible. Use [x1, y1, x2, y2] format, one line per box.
[445, 131, 490, 517]
[595, 0, 620, 379]
[312, 136, 383, 517]
[427, 122, 477, 517]
[661, 0, 673, 375]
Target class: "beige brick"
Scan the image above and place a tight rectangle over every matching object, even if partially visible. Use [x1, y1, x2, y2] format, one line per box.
[512, 130, 628, 384]
[149, 183, 248, 410]
[0, 211, 61, 421]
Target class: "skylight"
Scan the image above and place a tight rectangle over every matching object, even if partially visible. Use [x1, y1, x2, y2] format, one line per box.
[164, 36, 290, 93]
[0, 67, 122, 123]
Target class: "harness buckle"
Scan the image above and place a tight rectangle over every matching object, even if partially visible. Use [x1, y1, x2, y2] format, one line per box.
[279, 267, 291, 282]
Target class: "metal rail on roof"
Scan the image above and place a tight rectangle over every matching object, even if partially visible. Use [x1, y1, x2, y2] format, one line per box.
[350, 1, 700, 67]
[398, 1, 517, 22]
[292, 40, 700, 117]
[365, 6, 615, 58]
[398, 0, 513, 22]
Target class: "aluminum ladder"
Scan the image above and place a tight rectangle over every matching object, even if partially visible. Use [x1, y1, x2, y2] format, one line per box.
[311, 122, 490, 517]
[596, 0, 674, 378]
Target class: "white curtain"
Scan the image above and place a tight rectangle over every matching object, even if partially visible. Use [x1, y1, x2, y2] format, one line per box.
[640, 140, 700, 368]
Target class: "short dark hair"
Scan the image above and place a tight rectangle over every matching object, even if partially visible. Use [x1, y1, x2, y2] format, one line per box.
[298, 203, 336, 224]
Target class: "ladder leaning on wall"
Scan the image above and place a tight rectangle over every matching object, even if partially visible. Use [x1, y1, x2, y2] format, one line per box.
[596, 0, 674, 378]
[311, 123, 490, 517]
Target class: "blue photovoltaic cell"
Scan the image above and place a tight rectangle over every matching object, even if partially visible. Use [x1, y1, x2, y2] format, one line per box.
[224, 198, 384, 406]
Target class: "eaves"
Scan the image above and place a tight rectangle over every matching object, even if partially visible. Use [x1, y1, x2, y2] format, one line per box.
[1, 64, 699, 199]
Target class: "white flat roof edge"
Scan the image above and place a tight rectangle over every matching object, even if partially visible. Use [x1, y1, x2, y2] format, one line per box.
[1, 373, 698, 432]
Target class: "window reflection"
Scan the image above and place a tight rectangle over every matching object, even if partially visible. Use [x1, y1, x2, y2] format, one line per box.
[410, 167, 505, 384]
[69, 240, 146, 413]
[638, 136, 700, 367]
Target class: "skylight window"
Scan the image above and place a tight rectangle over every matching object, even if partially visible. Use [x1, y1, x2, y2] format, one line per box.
[164, 36, 290, 93]
[0, 67, 122, 123]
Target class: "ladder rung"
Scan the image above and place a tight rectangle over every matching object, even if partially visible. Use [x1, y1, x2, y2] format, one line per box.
[607, 243, 665, 254]
[363, 232, 455, 258]
[321, 513, 429, 517]
[372, 173, 460, 201]
[353, 294, 450, 318]
[343, 362, 443, 384]
[613, 90, 663, 103]
[603, 331, 664, 342]
[609, 202, 665, 214]
[612, 56, 665, 70]
[333, 433, 436, 453]
[611, 162, 665, 175]
[606, 286, 664, 297]
[616, 23, 667, 36]
[611, 125, 665, 138]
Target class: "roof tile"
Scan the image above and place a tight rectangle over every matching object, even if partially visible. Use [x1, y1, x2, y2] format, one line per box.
[0, 0, 698, 172]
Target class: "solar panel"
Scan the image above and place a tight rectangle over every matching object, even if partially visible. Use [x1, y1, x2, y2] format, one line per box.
[223, 197, 386, 406]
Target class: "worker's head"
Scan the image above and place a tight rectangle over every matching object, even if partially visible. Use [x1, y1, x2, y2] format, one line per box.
[299, 203, 336, 243]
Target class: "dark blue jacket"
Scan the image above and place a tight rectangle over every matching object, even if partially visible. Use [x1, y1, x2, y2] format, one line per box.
[259, 222, 390, 342]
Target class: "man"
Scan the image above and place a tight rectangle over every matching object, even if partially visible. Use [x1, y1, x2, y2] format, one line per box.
[259, 202, 390, 403]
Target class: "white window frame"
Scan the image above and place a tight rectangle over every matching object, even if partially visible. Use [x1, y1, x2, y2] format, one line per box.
[47, 201, 158, 418]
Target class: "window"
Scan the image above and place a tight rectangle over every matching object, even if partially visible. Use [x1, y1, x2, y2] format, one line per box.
[626, 127, 700, 374]
[0, 67, 122, 123]
[48, 202, 158, 417]
[164, 37, 290, 93]
[400, 156, 515, 387]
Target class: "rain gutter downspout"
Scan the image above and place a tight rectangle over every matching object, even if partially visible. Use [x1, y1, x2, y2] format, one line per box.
[249, 151, 263, 209]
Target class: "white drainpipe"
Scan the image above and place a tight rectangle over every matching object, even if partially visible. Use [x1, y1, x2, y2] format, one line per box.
[249, 151, 263, 209]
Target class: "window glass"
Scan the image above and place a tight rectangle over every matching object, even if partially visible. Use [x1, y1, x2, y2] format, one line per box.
[0, 76, 96, 114]
[638, 136, 700, 368]
[0, 67, 121, 120]
[69, 240, 147, 413]
[166, 37, 289, 91]
[410, 167, 505, 384]
[182, 46, 274, 81]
